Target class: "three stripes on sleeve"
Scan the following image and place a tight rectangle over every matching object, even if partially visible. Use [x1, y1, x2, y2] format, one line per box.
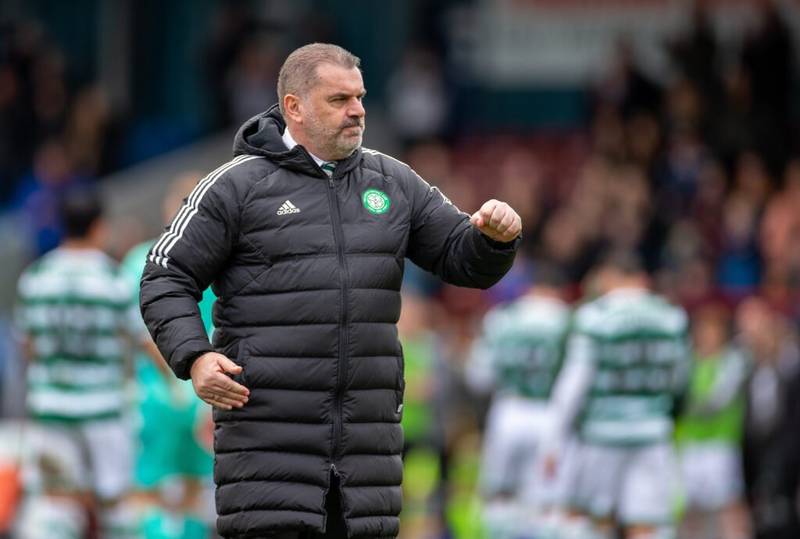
[149, 155, 262, 269]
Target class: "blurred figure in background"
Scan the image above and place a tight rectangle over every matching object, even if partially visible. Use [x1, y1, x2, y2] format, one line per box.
[13, 189, 145, 538]
[667, 0, 719, 106]
[739, 0, 794, 171]
[12, 139, 92, 258]
[396, 291, 448, 539]
[202, 3, 258, 129]
[544, 252, 690, 539]
[224, 34, 280, 127]
[675, 303, 751, 539]
[120, 173, 214, 539]
[467, 261, 571, 538]
[63, 85, 122, 178]
[595, 38, 662, 119]
[738, 297, 800, 539]
[387, 46, 449, 148]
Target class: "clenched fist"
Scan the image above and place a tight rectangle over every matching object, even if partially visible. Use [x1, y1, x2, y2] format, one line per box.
[190, 351, 250, 410]
[469, 199, 522, 243]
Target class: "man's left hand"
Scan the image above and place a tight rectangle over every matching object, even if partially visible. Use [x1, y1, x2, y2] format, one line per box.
[469, 199, 522, 243]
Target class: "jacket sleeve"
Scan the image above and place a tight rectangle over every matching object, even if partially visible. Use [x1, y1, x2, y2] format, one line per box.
[405, 170, 519, 289]
[139, 172, 241, 380]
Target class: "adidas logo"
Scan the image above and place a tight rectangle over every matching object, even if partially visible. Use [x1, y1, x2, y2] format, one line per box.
[277, 200, 301, 215]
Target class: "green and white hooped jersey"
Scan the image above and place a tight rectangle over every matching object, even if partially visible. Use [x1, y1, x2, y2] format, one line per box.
[471, 295, 571, 400]
[572, 289, 690, 445]
[16, 248, 140, 422]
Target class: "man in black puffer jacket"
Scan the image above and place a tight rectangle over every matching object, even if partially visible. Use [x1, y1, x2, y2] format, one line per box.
[140, 43, 521, 539]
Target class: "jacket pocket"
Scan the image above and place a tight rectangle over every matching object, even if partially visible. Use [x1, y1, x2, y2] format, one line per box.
[395, 344, 405, 416]
[231, 341, 249, 386]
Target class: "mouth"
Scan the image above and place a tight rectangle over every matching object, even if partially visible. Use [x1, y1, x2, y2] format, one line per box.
[341, 125, 364, 138]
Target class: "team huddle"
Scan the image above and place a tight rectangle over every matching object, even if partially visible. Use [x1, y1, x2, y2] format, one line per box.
[468, 252, 739, 539]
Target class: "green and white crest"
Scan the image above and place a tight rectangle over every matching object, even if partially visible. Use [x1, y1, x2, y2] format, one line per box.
[362, 189, 391, 215]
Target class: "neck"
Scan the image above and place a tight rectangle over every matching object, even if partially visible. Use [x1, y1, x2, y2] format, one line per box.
[61, 238, 100, 250]
[285, 123, 332, 161]
[526, 286, 561, 301]
[612, 277, 647, 291]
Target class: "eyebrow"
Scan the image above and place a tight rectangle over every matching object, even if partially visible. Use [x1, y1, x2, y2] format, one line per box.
[329, 90, 367, 100]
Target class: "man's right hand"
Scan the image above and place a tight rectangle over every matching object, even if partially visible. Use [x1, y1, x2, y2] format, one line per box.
[190, 352, 250, 410]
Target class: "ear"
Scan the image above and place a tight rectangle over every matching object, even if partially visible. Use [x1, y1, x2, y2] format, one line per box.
[283, 94, 303, 123]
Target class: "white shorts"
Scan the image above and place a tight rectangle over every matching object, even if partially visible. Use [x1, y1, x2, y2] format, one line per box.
[479, 396, 552, 498]
[679, 442, 743, 511]
[523, 435, 581, 508]
[22, 418, 132, 501]
[13, 495, 88, 539]
[572, 442, 681, 525]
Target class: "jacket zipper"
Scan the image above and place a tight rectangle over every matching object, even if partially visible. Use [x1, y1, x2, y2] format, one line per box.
[326, 175, 349, 465]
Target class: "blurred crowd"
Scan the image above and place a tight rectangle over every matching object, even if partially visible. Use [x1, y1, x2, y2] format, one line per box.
[392, 3, 800, 538]
[401, 2, 800, 310]
[1, 1, 800, 539]
[0, 20, 120, 255]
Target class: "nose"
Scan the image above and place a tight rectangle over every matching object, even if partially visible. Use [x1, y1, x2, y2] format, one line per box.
[348, 97, 365, 119]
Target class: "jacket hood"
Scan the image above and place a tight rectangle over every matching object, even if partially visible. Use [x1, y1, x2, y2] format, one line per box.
[232, 105, 362, 178]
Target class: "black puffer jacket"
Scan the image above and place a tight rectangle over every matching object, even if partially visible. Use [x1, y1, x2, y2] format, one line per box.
[140, 106, 518, 538]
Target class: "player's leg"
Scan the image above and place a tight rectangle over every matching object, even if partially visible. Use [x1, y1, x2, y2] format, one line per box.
[678, 442, 750, 539]
[532, 448, 591, 539]
[677, 443, 709, 539]
[479, 398, 528, 537]
[552, 437, 589, 539]
[525, 434, 581, 539]
[82, 418, 136, 538]
[619, 443, 680, 539]
[720, 501, 750, 539]
[710, 443, 750, 539]
[173, 387, 215, 537]
[479, 398, 522, 498]
[627, 524, 676, 539]
[13, 494, 88, 539]
[16, 422, 92, 539]
[131, 359, 191, 538]
[133, 358, 180, 494]
[569, 443, 625, 539]
[505, 401, 555, 538]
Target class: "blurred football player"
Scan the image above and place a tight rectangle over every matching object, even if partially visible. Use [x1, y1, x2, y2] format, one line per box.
[15, 188, 145, 538]
[543, 252, 691, 539]
[467, 261, 572, 538]
[120, 173, 215, 539]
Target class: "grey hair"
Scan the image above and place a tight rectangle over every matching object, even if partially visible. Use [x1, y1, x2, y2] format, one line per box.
[277, 43, 361, 114]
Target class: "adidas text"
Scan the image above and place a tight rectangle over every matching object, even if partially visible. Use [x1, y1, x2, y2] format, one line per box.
[277, 200, 301, 215]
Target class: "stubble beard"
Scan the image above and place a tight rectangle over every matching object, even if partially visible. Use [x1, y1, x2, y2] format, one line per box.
[304, 112, 364, 161]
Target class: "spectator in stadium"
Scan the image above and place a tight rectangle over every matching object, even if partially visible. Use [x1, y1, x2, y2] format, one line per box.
[667, 0, 720, 107]
[139, 43, 521, 539]
[14, 188, 148, 538]
[12, 139, 92, 258]
[395, 291, 448, 537]
[386, 46, 449, 147]
[596, 37, 662, 119]
[675, 303, 751, 539]
[738, 297, 800, 539]
[740, 0, 794, 170]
